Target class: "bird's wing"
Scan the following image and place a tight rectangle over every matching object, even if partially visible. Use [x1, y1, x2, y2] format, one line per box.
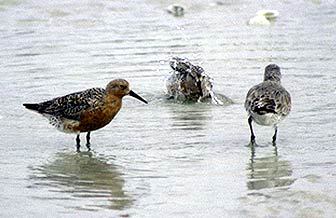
[275, 88, 291, 116]
[36, 88, 105, 120]
[245, 83, 261, 112]
[245, 82, 291, 116]
[245, 83, 277, 115]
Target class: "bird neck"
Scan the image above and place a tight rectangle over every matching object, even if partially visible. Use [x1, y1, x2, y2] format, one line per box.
[105, 94, 122, 105]
[264, 78, 281, 84]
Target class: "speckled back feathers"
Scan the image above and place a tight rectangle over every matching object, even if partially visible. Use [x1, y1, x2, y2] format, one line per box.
[31, 87, 105, 121]
[245, 81, 291, 116]
[245, 64, 291, 125]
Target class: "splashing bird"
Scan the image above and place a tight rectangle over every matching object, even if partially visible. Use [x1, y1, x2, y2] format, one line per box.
[23, 79, 148, 152]
[245, 64, 291, 144]
[165, 57, 227, 105]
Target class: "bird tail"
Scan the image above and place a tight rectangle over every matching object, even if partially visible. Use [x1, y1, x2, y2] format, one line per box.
[23, 103, 39, 111]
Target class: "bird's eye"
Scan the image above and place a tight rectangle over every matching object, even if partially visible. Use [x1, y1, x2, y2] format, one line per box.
[120, 85, 126, 90]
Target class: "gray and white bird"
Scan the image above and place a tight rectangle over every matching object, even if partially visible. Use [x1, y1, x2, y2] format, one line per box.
[245, 64, 291, 144]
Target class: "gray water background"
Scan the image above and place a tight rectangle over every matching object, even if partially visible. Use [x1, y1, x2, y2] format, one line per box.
[1, 0, 336, 217]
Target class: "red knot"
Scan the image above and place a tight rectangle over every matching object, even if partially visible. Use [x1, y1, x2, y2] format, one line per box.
[23, 79, 148, 152]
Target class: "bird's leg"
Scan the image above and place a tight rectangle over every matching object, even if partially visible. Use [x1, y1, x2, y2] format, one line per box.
[248, 116, 256, 144]
[273, 143, 278, 156]
[250, 143, 256, 164]
[86, 132, 91, 151]
[76, 134, 81, 152]
[272, 126, 278, 144]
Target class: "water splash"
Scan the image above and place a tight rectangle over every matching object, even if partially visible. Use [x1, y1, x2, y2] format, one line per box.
[165, 57, 232, 105]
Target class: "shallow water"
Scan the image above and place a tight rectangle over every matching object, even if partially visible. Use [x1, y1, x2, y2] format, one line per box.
[1, 0, 336, 217]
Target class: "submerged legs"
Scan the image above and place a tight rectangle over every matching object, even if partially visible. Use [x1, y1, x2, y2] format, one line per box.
[248, 116, 256, 143]
[76, 134, 80, 152]
[86, 132, 91, 151]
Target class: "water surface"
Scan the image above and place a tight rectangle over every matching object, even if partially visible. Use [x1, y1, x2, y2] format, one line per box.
[1, 0, 336, 217]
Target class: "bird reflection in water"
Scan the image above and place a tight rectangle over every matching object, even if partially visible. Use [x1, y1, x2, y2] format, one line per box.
[29, 152, 132, 211]
[246, 145, 295, 190]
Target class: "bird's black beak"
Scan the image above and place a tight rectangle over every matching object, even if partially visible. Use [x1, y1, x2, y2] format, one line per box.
[129, 90, 148, 104]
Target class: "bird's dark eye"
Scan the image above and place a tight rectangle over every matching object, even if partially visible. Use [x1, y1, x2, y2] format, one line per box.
[120, 85, 126, 90]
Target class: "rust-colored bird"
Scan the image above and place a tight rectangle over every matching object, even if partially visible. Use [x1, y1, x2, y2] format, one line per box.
[23, 79, 148, 152]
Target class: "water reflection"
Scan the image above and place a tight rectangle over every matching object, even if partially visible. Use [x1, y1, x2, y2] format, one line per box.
[0, 0, 21, 11]
[29, 152, 132, 211]
[167, 103, 212, 131]
[246, 145, 295, 190]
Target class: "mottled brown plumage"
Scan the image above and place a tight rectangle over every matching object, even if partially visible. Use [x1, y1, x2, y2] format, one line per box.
[23, 79, 147, 152]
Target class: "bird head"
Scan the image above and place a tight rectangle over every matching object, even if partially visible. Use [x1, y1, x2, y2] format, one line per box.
[264, 64, 281, 83]
[106, 79, 148, 104]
